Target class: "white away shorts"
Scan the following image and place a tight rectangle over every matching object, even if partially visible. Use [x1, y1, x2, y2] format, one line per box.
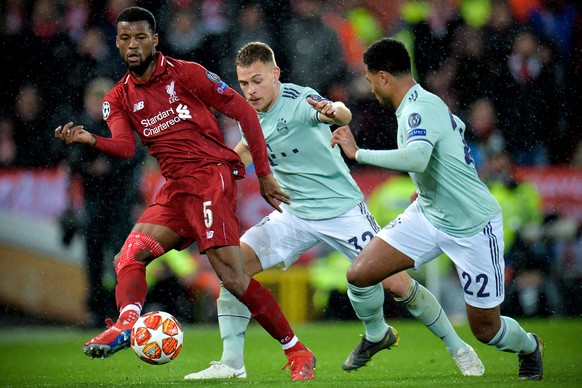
[376, 201, 506, 309]
[241, 202, 380, 270]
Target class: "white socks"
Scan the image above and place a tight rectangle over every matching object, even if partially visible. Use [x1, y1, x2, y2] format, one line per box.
[217, 284, 251, 369]
[347, 282, 390, 342]
[488, 316, 537, 355]
[395, 280, 467, 356]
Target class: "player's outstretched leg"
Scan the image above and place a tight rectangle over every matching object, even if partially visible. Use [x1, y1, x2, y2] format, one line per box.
[486, 316, 543, 380]
[395, 279, 484, 376]
[184, 285, 250, 380]
[83, 231, 165, 359]
[82, 306, 139, 359]
[238, 278, 315, 380]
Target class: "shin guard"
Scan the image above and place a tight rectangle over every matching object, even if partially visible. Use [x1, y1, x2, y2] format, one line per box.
[114, 232, 165, 311]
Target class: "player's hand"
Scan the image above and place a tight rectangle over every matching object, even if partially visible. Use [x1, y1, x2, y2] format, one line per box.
[330, 125, 358, 160]
[258, 174, 291, 213]
[307, 97, 337, 118]
[55, 122, 96, 146]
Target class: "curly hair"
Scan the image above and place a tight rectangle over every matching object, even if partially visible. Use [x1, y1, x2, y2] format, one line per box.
[116, 6, 156, 34]
[363, 38, 411, 76]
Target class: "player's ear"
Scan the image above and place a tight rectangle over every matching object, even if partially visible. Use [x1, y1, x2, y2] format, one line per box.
[153, 33, 159, 47]
[273, 66, 281, 81]
[380, 71, 389, 85]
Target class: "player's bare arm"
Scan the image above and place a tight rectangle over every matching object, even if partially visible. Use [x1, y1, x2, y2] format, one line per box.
[307, 97, 352, 126]
[55, 121, 96, 146]
[331, 125, 358, 160]
[258, 174, 291, 213]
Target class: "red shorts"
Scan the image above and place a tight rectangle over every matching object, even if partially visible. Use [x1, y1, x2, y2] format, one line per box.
[137, 163, 240, 252]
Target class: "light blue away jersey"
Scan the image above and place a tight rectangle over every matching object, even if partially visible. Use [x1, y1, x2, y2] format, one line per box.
[241, 83, 362, 220]
[397, 84, 501, 236]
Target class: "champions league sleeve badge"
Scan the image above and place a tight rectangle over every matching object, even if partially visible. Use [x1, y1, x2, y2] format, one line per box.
[206, 70, 221, 83]
[206, 70, 228, 94]
[102, 101, 111, 120]
[407, 113, 421, 128]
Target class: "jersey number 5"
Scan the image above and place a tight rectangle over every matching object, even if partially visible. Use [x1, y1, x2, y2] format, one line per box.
[203, 201, 213, 228]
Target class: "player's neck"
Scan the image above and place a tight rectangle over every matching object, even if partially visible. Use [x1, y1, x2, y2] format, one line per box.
[265, 81, 281, 112]
[393, 77, 417, 108]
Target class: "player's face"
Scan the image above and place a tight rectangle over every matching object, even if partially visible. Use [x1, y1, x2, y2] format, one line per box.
[116, 21, 158, 76]
[365, 66, 394, 110]
[237, 60, 280, 113]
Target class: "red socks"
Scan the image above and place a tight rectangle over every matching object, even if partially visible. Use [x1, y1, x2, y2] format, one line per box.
[115, 262, 147, 312]
[239, 278, 295, 345]
[114, 232, 165, 313]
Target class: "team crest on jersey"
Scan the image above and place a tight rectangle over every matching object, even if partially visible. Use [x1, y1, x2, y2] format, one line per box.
[206, 70, 221, 83]
[102, 101, 110, 120]
[166, 81, 179, 103]
[408, 113, 421, 128]
[276, 118, 289, 135]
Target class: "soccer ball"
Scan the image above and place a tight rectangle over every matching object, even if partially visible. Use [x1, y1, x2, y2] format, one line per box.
[130, 311, 184, 365]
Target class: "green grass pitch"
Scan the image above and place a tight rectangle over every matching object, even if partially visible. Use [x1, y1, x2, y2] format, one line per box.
[0, 318, 580, 387]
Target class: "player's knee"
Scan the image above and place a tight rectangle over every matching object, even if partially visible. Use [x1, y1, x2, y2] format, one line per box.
[115, 232, 166, 275]
[474, 330, 496, 344]
[220, 278, 243, 298]
[346, 265, 368, 288]
[218, 271, 249, 298]
[381, 272, 412, 297]
[469, 320, 498, 343]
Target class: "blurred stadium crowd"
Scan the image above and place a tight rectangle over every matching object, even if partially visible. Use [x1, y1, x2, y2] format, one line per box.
[1, 0, 581, 323]
[1, 0, 581, 169]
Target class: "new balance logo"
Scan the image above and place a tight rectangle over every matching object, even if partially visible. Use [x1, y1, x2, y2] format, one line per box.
[133, 101, 144, 112]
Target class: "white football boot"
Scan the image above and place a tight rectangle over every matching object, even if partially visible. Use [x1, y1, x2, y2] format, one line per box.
[453, 346, 485, 376]
[184, 361, 247, 380]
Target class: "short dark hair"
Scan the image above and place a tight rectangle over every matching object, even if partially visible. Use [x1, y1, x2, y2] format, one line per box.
[236, 42, 276, 67]
[363, 38, 411, 76]
[116, 6, 156, 34]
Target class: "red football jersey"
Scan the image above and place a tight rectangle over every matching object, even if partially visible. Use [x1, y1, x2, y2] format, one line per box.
[94, 52, 270, 179]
